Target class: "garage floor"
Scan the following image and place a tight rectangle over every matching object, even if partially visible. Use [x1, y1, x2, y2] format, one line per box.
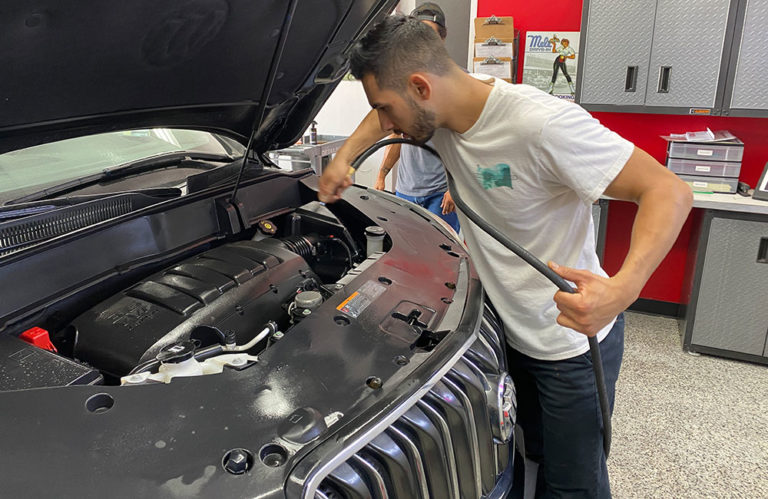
[609, 312, 768, 498]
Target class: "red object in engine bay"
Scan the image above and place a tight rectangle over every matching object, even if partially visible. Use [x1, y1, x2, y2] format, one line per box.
[19, 327, 58, 352]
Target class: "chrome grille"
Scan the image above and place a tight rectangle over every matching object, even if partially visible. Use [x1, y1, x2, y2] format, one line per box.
[316, 303, 515, 499]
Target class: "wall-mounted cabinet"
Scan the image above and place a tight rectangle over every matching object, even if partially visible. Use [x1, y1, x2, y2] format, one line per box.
[722, 0, 768, 116]
[576, 0, 767, 117]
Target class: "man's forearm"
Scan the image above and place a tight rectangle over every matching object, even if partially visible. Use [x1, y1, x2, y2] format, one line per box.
[318, 110, 390, 202]
[614, 182, 692, 301]
[335, 110, 389, 167]
[378, 140, 401, 182]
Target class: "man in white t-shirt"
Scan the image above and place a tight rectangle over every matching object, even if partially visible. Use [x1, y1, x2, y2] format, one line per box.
[318, 16, 692, 497]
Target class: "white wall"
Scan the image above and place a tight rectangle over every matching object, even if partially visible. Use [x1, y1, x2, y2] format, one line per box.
[312, 80, 394, 190]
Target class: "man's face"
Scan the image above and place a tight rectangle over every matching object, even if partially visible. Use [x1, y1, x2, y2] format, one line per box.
[562, 40, 569, 48]
[361, 73, 437, 143]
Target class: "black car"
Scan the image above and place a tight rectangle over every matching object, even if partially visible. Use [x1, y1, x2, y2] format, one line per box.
[0, 1, 515, 497]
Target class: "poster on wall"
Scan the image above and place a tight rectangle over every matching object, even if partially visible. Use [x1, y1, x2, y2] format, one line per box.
[522, 31, 580, 100]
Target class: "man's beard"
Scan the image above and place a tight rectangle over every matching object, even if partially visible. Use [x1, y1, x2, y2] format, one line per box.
[405, 96, 437, 144]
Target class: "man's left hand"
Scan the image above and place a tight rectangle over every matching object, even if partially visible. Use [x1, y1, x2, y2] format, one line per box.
[441, 191, 456, 214]
[548, 261, 637, 337]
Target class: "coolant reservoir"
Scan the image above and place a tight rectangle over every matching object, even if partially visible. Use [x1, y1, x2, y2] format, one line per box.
[364, 226, 385, 256]
[155, 341, 204, 381]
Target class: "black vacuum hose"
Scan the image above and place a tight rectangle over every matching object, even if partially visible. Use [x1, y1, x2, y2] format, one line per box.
[350, 137, 612, 457]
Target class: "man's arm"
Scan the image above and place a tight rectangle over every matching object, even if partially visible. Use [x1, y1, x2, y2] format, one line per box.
[318, 109, 389, 202]
[549, 146, 693, 336]
[375, 137, 402, 191]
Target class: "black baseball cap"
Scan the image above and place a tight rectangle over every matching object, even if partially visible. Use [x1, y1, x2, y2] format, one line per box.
[410, 2, 446, 29]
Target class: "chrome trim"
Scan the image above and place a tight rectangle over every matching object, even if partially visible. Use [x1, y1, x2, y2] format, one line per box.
[416, 399, 460, 499]
[480, 316, 502, 352]
[350, 454, 389, 499]
[386, 426, 430, 499]
[461, 356, 501, 475]
[475, 334, 501, 370]
[303, 309, 483, 498]
[442, 375, 483, 498]
[314, 491, 329, 499]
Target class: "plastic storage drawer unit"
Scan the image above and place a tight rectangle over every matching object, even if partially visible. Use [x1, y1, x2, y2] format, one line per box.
[678, 174, 738, 193]
[667, 141, 744, 162]
[666, 158, 742, 177]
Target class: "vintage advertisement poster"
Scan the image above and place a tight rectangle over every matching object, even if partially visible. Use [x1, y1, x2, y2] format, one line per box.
[522, 31, 580, 100]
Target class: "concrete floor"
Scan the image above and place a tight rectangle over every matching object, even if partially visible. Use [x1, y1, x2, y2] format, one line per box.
[608, 312, 768, 498]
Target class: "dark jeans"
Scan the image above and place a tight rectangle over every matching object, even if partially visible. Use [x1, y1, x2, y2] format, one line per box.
[395, 190, 460, 233]
[507, 314, 624, 498]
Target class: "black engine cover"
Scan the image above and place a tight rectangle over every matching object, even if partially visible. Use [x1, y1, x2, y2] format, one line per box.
[72, 239, 317, 375]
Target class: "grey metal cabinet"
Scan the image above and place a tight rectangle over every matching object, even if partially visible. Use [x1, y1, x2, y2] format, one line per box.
[578, 0, 657, 107]
[723, 0, 768, 117]
[683, 211, 768, 363]
[577, 0, 749, 115]
[643, 0, 732, 109]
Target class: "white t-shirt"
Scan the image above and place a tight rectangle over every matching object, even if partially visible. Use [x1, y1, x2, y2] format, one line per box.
[432, 80, 634, 361]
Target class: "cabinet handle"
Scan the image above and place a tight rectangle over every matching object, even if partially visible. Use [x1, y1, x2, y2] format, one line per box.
[625, 66, 638, 92]
[759, 237, 768, 264]
[657, 66, 671, 93]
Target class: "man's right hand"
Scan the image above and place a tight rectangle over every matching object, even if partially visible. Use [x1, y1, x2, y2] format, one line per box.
[317, 109, 391, 203]
[318, 158, 354, 203]
[374, 178, 386, 191]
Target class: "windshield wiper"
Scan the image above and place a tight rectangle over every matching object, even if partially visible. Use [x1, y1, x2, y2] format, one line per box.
[7, 151, 237, 204]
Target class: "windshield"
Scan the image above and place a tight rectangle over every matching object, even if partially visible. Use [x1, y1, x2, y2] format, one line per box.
[0, 129, 245, 203]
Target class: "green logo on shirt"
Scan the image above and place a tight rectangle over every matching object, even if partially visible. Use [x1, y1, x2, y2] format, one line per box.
[476, 163, 515, 190]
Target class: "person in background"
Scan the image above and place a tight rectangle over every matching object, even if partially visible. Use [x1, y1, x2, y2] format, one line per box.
[318, 15, 693, 497]
[374, 2, 459, 233]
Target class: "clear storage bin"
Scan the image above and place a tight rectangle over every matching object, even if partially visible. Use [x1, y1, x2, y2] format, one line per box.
[667, 141, 744, 162]
[678, 174, 738, 194]
[666, 158, 742, 177]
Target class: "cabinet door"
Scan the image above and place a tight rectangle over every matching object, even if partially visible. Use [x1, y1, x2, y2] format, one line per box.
[691, 217, 768, 356]
[579, 0, 657, 106]
[644, 0, 732, 109]
[728, 0, 768, 113]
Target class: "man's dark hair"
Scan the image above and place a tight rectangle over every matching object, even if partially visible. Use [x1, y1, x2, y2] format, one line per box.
[349, 15, 454, 90]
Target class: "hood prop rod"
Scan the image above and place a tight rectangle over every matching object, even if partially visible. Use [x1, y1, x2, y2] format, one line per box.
[230, 0, 299, 206]
[350, 137, 613, 458]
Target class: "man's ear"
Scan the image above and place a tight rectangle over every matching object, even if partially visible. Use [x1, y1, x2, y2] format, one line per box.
[408, 74, 432, 101]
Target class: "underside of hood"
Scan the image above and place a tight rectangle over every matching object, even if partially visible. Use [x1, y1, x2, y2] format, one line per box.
[0, 0, 397, 155]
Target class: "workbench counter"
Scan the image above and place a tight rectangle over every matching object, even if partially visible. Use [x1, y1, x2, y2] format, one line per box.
[691, 192, 768, 215]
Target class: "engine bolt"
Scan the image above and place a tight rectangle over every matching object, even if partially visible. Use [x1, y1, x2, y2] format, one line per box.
[222, 448, 254, 475]
[394, 355, 409, 366]
[366, 376, 383, 389]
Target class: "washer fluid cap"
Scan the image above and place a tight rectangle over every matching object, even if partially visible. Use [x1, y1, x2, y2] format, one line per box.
[156, 340, 197, 364]
[295, 290, 323, 310]
[364, 226, 385, 237]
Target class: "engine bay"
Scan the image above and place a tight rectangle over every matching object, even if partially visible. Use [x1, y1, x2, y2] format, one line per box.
[1, 196, 394, 389]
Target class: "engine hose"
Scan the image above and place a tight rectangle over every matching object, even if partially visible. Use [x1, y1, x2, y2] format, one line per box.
[350, 137, 612, 457]
[280, 234, 317, 259]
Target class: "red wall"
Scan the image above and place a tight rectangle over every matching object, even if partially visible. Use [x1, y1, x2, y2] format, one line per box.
[479, 0, 768, 303]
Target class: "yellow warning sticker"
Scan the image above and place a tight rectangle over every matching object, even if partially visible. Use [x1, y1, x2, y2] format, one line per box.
[336, 281, 387, 318]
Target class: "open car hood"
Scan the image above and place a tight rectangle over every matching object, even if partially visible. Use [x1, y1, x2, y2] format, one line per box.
[0, 0, 396, 155]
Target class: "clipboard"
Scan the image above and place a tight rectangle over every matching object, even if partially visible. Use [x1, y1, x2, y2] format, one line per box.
[474, 15, 515, 39]
[475, 36, 515, 58]
[473, 56, 512, 82]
